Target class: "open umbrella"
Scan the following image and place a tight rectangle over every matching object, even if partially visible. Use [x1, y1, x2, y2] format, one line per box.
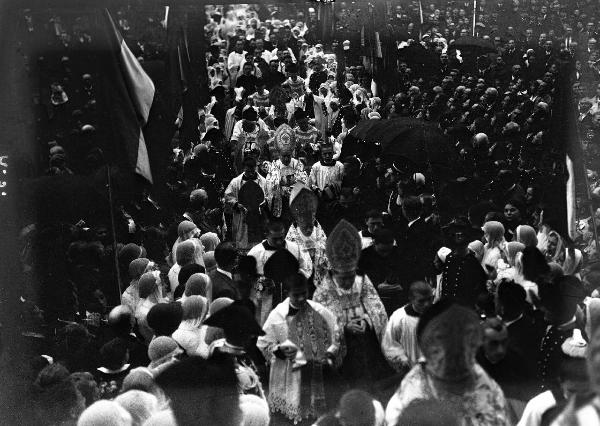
[349, 117, 458, 180]
[452, 35, 496, 54]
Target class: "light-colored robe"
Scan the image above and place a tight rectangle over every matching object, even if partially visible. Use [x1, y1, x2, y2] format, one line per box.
[307, 161, 344, 191]
[247, 240, 313, 325]
[224, 173, 267, 250]
[286, 223, 328, 285]
[381, 304, 421, 371]
[264, 159, 307, 218]
[257, 299, 339, 423]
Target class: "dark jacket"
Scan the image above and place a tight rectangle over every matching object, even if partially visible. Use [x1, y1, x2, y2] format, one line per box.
[209, 269, 240, 300]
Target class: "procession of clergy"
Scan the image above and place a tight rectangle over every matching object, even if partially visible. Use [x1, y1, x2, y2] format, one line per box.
[47, 3, 600, 425]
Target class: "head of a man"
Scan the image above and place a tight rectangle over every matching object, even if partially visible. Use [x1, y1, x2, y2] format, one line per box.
[320, 143, 334, 165]
[410, 281, 433, 314]
[481, 317, 508, 364]
[285, 273, 309, 309]
[373, 228, 395, 258]
[266, 220, 286, 250]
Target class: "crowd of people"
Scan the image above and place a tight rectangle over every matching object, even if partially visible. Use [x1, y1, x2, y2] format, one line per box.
[10, 0, 600, 425]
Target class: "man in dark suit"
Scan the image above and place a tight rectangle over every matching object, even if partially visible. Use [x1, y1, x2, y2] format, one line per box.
[496, 280, 543, 397]
[209, 242, 240, 300]
[358, 228, 407, 315]
[338, 110, 362, 159]
[537, 276, 586, 393]
[397, 196, 438, 285]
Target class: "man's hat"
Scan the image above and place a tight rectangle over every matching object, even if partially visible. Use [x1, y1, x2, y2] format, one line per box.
[293, 108, 307, 121]
[264, 249, 299, 282]
[326, 220, 361, 273]
[289, 183, 318, 224]
[273, 124, 296, 154]
[203, 300, 265, 336]
[242, 107, 258, 122]
[211, 85, 226, 97]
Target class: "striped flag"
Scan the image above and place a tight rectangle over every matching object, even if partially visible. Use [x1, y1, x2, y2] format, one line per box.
[102, 9, 155, 183]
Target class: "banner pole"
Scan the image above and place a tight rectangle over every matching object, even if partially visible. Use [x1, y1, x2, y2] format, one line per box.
[472, 0, 477, 36]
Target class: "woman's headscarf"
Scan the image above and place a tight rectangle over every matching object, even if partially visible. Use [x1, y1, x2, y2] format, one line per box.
[547, 231, 583, 276]
[129, 258, 150, 281]
[467, 241, 484, 263]
[208, 297, 234, 316]
[171, 221, 198, 265]
[176, 240, 197, 266]
[417, 301, 482, 382]
[200, 232, 220, 252]
[482, 221, 506, 248]
[516, 225, 538, 248]
[114, 390, 160, 426]
[77, 400, 132, 426]
[505, 241, 525, 267]
[203, 251, 217, 273]
[185, 273, 212, 299]
[181, 295, 208, 328]
[177, 221, 197, 240]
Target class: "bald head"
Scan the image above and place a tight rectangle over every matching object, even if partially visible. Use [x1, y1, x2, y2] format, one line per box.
[473, 132, 489, 147]
[108, 305, 134, 336]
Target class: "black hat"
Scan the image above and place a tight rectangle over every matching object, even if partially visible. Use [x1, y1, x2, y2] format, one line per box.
[242, 107, 258, 121]
[283, 273, 309, 292]
[211, 85, 226, 97]
[264, 249, 299, 282]
[203, 300, 265, 336]
[293, 108, 307, 121]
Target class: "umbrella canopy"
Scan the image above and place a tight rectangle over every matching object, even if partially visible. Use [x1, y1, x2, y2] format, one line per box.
[349, 117, 458, 179]
[452, 35, 496, 53]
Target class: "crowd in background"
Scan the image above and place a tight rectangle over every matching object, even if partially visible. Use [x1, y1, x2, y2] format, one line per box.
[9, 0, 600, 425]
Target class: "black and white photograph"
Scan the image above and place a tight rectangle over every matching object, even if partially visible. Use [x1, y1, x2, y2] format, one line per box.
[1, 0, 600, 424]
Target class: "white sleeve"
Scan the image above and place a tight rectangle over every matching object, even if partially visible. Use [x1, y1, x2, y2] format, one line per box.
[256, 310, 283, 362]
[517, 392, 555, 426]
[295, 243, 313, 279]
[381, 310, 409, 369]
[231, 121, 242, 142]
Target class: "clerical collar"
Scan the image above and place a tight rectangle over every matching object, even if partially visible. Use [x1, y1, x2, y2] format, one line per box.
[97, 364, 131, 375]
[408, 218, 420, 228]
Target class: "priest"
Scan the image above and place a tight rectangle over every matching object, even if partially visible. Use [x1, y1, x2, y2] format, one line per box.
[313, 219, 391, 393]
[286, 183, 329, 294]
[257, 273, 339, 424]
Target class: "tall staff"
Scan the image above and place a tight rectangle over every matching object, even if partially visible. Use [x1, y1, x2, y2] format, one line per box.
[419, 0, 424, 39]
[472, 0, 477, 36]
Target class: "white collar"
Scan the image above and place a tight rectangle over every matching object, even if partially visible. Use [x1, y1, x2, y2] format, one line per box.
[97, 364, 131, 375]
[408, 218, 420, 228]
[216, 267, 232, 279]
[504, 313, 523, 327]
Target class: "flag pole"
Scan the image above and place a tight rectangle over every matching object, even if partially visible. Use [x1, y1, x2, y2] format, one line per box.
[472, 0, 477, 36]
[106, 164, 123, 303]
[419, 0, 424, 39]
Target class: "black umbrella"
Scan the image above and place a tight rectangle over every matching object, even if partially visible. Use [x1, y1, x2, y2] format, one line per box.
[452, 35, 496, 53]
[350, 117, 458, 179]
